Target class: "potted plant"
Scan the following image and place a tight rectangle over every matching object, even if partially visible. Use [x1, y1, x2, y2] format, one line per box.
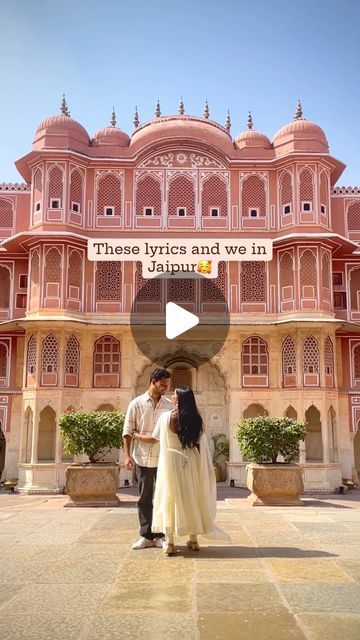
[235, 415, 307, 506]
[59, 410, 125, 507]
[211, 433, 229, 482]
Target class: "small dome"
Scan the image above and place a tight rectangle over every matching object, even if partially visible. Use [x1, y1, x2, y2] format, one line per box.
[235, 128, 271, 150]
[92, 125, 130, 148]
[272, 104, 329, 154]
[33, 114, 90, 150]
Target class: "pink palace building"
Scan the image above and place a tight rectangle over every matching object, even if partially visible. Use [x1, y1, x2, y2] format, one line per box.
[1, 97, 360, 493]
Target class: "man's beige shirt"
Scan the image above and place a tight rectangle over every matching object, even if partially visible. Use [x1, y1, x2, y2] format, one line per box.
[123, 392, 173, 467]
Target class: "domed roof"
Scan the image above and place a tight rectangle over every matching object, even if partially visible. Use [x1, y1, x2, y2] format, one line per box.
[33, 98, 90, 151]
[130, 113, 233, 155]
[92, 126, 130, 148]
[235, 113, 271, 150]
[272, 102, 329, 154]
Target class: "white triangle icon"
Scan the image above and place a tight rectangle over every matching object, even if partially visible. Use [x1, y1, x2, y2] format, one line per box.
[165, 302, 199, 339]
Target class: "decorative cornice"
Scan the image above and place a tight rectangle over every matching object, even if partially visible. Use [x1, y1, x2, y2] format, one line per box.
[333, 186, 360, 194]
[0, 183, 30, 192]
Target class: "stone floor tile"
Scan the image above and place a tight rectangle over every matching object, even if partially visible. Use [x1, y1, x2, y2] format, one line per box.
[0, 534, 20, 549]
[196, 583, 286, 613]
[101, 582, 192, 613]
[257, 546, 335, 559]
[0, 584, 25, 608]
[16, 530, 84, 545]
[117, 559, 193, 583]
[62, 543, 130, 562]
[338, 560, 360, 582]
[197, 612, 306, 640]
[0, 614, 87, 640]
[317, 544, 360, 559]
[298, 613, 360, 640]
[84, 613, 196, 640]
[77, 528, 135, 544]
[35, 558, 119, 583]
[267, 559, 352, 583]
[292, 522, 348, 533]
[280, 583, 360, 613]
[2, 583, 109, 614]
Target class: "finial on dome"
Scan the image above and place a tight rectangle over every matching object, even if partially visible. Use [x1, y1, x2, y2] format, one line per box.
[110, 107, 116, 127]
[247, 111, 253, 130]
[225, 109, 231, 131]
[60, 94, 69, 116]
[155, 99, 161, 118]
[133, 106, 139, 128]
[178, 96, 185, 115]
[203, 99, 209, 119]
[294, 99, 303, 120]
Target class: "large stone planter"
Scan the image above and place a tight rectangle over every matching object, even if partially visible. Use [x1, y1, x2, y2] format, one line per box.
[246, 463, 304, 506]
[64, 463, 120, 507]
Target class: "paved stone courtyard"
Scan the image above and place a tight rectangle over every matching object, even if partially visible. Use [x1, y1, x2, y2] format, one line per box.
[0, 485, 360, 639]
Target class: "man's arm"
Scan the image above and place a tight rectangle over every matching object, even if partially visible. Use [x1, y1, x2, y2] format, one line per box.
[123, 401, 137, 470]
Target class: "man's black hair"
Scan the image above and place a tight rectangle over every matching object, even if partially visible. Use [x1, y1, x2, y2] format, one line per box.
[150, 368, 171, 383]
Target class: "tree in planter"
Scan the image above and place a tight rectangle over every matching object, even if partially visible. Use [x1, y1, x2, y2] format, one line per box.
[211, 433, 229, 482]
[235, 415, 307, 506]
[236, 415, 306, 465]
[59, 410, 125, 507]
[59, 410, 125, 463]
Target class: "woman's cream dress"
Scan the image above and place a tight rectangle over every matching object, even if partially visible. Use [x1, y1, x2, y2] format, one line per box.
[151, 412, 230, 540]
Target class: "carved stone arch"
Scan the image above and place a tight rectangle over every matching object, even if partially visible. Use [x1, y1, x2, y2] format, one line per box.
[38, 405, 56, 461]
[285, 405, 297, 420]
[243, 403, 269, 419]
[278, 168, 294, 211]
[304, 404, 323, 461]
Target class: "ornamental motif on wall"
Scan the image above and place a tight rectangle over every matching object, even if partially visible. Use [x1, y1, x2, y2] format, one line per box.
[0, 183, 30, 192]
[140, 151, 225, 169]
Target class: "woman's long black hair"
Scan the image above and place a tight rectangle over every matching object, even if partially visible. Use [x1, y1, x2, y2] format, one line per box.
[175, 386, 203, 449]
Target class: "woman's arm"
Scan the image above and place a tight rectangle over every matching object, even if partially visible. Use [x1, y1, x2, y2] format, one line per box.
[132, 432, 158, 445]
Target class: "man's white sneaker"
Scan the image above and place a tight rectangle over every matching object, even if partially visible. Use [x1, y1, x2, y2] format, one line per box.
[153, 538, 166, 549]
[131, 536, 154, 550]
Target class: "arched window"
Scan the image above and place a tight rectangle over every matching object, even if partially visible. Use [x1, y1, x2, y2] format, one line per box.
[44, 248, 62, 304]
[41, 333, 59, 386]
[282, 336, 297, 386]
[279, 171, 293, 217]
[30, 249, 40, 310]
[67, 250, 83, 309]
[48, 165, 63, 208]
[0, 266, 10, 309]
[304, 405, 323, 461]
[136, 174, 162, 216]
[168, 174, 195, 216]
[241, 174, 266, 218]
[0, 343, 8, 386]
[69, 168, 83, 213]
[33, 167, 43, 213]
[303, 335, 320, 386]
[299, 167, 314, 212]
[201, 175, 228, 217]
[324, 336, 334, 387]
[97, 172, 122, 216]
[241, 262, 266, 305]
[38, 406, 56, 461]
[65, 335, 80, 387]
[350, 268, 360, 311]
[93, 335, 120, 387]
[0, 198, 14, 228]
[135, 262, 161, 309]
[321, 252, 331, 303]
[241, 336, 268, 387]
[279, 252, 294, 310]
[96, 262, 122, 301]
[300, 249, 317, 306]
[319, 171, 329, 221]
[353, 344, 360, 386]
[26, 335, 37, 385]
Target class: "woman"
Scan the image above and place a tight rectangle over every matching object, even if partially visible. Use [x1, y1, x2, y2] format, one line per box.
[132, 385, 230, 555]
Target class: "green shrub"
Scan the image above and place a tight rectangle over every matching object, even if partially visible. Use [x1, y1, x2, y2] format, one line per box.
[211, 433, 230, 465]
[59, 410, 125, 463]
[235, 415, 307, 464]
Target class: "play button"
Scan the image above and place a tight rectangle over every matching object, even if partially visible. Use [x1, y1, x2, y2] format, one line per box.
[130, 271, 230, 366]
[166, 302, 199, 339]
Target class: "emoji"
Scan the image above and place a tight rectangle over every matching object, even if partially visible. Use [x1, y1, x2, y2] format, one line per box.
[197, 260, 212, 274]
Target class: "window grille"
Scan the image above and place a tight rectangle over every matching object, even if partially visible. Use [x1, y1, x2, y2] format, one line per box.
[0, 199, 14, 228]
[69, 169, 83, 212]
[280, 171, 293, 211]
[303, 335, 320, 374]
[201, 262, 226, 301]
[65, 335, 79, 374]
[350, 268, 360, 310]
[27, 335, 36, 374]
[48, 166, 63, 207]
[242, 336, 268, 375]
[282, 336, 296, 375]
[136, 175, 161, 216]
[0, 266, 10, 308]
[0, 343, 7, 378]
[93, 335, 120, 374]
[324, 336, 334, 375]
[97, 173, 122, 216]
[347, 202, 360, 231]
[41, 334, 58, 373]
[96, 262, 122, 301]
[168, 175, 195, 216]
[202, 175, 227, 217]
[241, 262, 266, 302]
[299, 168, 314, 206]
[241, 175, 266, 217]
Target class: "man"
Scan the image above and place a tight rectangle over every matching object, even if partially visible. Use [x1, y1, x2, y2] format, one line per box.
[123, 367, 172, 549]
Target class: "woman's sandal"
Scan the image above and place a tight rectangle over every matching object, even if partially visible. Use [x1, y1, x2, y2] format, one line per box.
[164, 542, 177, 556]
[186, 540, 200, 551]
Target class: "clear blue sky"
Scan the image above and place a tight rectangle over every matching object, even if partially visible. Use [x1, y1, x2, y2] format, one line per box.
[1, 0, 359, 185]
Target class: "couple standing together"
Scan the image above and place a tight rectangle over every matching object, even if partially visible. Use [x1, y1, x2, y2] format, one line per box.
[123, 368, 229, 556]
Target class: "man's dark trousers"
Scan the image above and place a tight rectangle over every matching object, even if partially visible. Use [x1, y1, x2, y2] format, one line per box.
[136, 464, 164, 540]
